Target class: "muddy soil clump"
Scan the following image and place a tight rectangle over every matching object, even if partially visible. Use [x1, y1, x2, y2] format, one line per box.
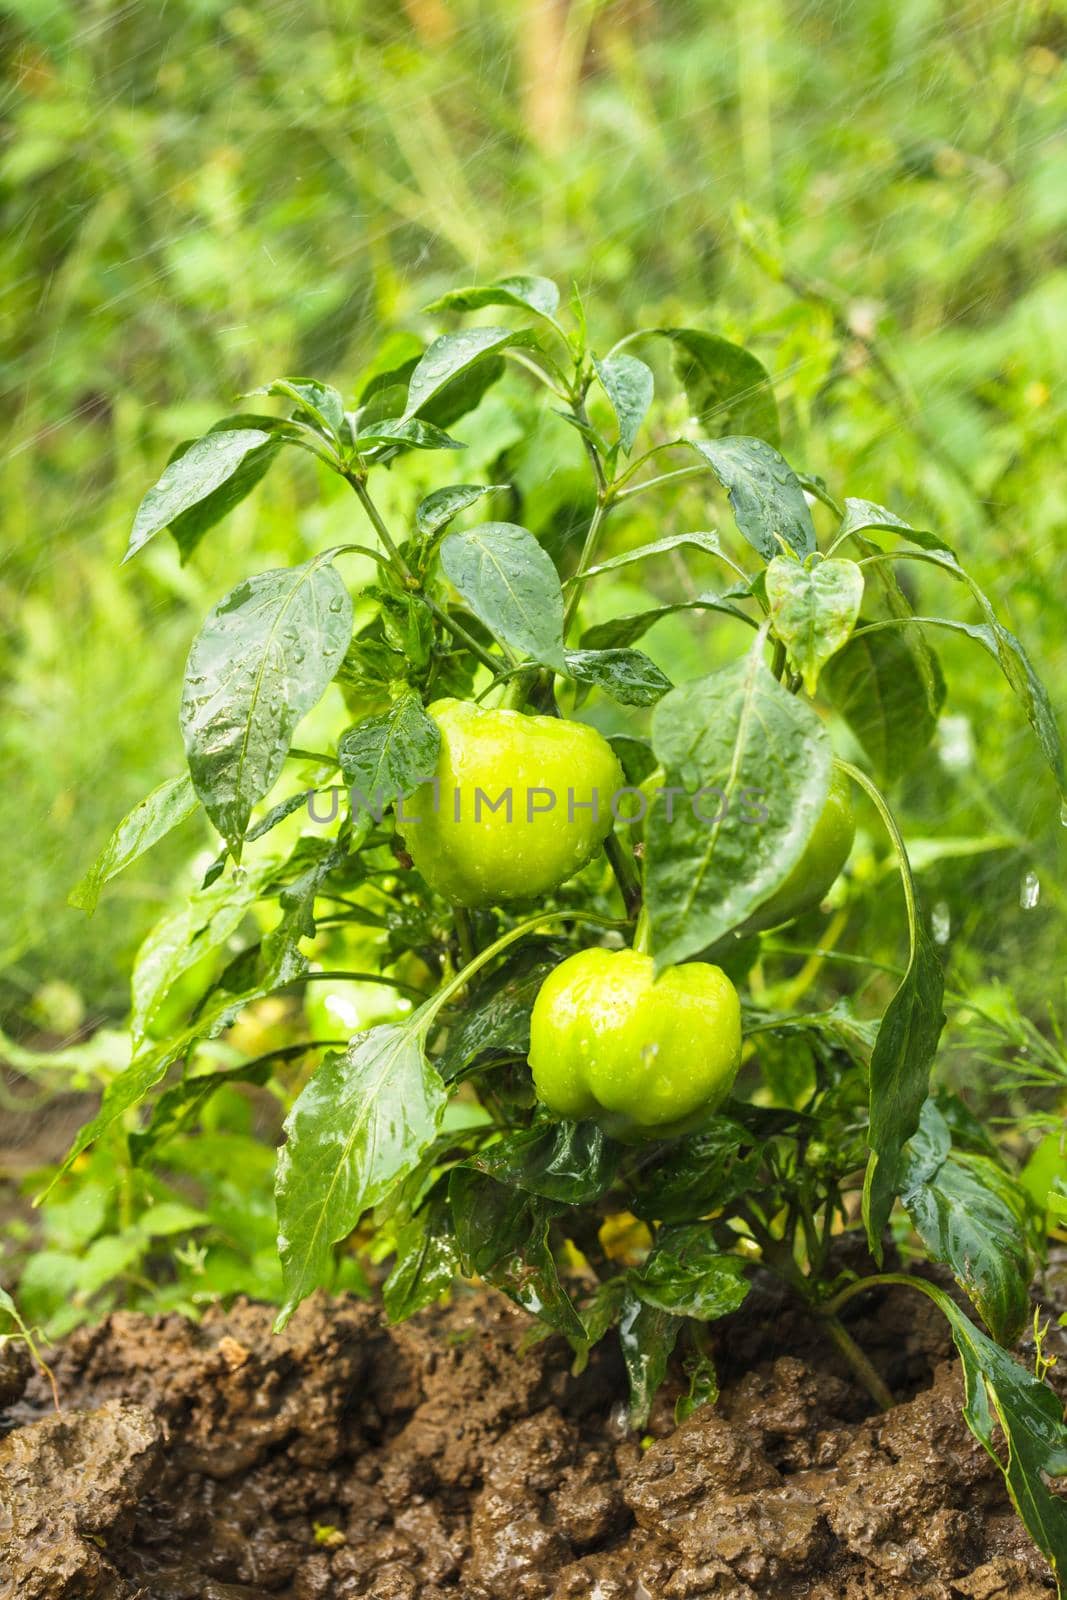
[0, 1282, 1058, 1599]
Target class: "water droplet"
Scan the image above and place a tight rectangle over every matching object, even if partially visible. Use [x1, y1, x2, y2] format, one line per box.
[1020, 870, 1041, 910]
[328, 595, 345, 613]
[1059, 797, 1067, 828]
[931, 901, 951, 945]
[605, 1400, 629, 1440]
[640, 1042, 660, 1063]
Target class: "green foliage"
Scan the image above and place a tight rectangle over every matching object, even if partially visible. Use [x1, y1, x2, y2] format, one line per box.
[13, 274, 1061, 1578]
[3, 6, 1067, 1575]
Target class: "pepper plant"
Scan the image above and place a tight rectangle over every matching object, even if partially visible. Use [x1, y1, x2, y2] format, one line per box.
[60, 274, 1067, 1585]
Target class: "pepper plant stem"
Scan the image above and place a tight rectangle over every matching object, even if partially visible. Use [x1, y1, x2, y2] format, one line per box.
[345, 471, 501, 673]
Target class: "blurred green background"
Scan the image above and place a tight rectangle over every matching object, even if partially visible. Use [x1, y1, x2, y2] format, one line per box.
[3, 0, 1065, 1031]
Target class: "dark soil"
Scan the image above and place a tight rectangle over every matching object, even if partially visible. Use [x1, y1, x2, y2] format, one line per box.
[2, 1270, 1065, 1600]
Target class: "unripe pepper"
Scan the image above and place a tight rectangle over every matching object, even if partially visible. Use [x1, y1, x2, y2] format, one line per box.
[529, 947, 742, 1139]
[401, 698, 624, 907]
[742, 766, 854, 932]
[631, 766, 854, 931]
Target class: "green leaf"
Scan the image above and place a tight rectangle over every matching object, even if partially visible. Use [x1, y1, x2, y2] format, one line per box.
[472, 1121, 619, 1205]
[383, 1202, 458, 1321]
[581, 587, 756, 651]
[167, 434, 283, 563]
[403, 328, 538, 421]
[690, 436, 816, 560]
[662, 328, 780, 445]
[435, 949, 557, 1080]
[129, 1056, 274, 1164]
[634, 1226, 750, 1320]
[823, 546, 945, 781]
[841, 526, 1062, 793]
[766, 554, 864, 695]
[125, 429, 277, 561]
[129, 861, 274, 1045]
[449, 1170, 585, 1341]
[352, 417, 464, 452]
[415, 483, 508, 539]
[677, 1353, 719, 1422]
[69, 773, 199, 914]
[338, 691, 441, 820]
[619, 1289, 681, 1427]
[564, 648, 672, 706]
[274, 1022, 447, 1328]
[646, 643, 832, 968]
[579, 530, 737, 582]
[424, 274, 561, 317]
[858, 771, 946, 1255]
[914, 1279, 1067, 1588]
[630, 1118, 761, 1224]
[251, 377, 345, 438]
[609, 735, 658, 787]
[439, 521, 565, 669]
[180, 556, 353, 853]
[593, 354, 654, 454]
[43, 983, 272, 1197]
[839, 497, 954, 554]
[900, 1101, 1032, 1345]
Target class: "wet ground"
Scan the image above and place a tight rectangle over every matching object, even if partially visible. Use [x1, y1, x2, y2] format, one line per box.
[2, 1268, 1064, 1599]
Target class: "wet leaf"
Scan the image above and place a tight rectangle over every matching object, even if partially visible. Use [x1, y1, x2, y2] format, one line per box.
[403, 327, 538, 421]
[677, 1353, 719, 1422]
[630, 1118, 761, 1224]
[440, 521, 565, 668]
[593, 354, 654, 454]
[824, 546, 945, 780]
[661, 328, 780, 444]
[766, 554, 864, 695]
[634, 1226, 750, 1320]
[472, 1121, 619, 1205]
[129, 1056, 275, 1165]
[44, 983, 274, 1198]
[125, 428, 276, 561]
[564, 648, 672, 706]
[352, 416, 464, 451]
[915, 1280, 1067, 1588]
[449, 1171, 585, 1341]
[383, 1202, 458, 1321]
[619, 1289, 681, 1427]
[180, 556, 353, 853]
[425, 274, 561, 317]
[435, 951, 557, 1080]
[69, 774, 200, 914]
[275, 1023, 447, 1328]
[251, 377, 345, 437]
[415, 483, 508, 539]
[862, 795, 946, 1254]
[900, 1101, 1033, 1344]
[838, 497, 954, 553]
[580, 530, 736, 582]
[338, 691, 441, 822]
[129, 861, 274, 1045]
[647, 642, 832, 968]
[581, 586, 756, 651]
[690, 436, 816, 560]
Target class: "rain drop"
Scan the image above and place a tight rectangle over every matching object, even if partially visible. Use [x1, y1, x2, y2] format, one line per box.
[931, 901, 951, 945]
[1060, 798, 1067, 828]
[1019, 870, 1041, 910]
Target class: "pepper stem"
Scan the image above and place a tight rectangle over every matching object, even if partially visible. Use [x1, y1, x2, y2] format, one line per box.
[632, 903, 653, 956]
